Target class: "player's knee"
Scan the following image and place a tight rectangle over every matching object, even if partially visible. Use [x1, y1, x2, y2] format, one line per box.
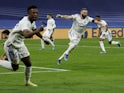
[25, 62, 32, 67]
[21, 56, 32, 67]
[109, 41, 112, 45]
[11, 63, 19, 71]
[70, 44, 77, 49]
[23, 61, 32, 67]
[100, 38, 103, 41]
[70, 40, 79, 46]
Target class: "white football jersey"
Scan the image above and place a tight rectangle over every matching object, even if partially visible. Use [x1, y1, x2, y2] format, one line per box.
[97, 20, 108, 32]
[46, 18, 56, 30]
[71, 14, 93, 34]
[5, 16, 36, 48]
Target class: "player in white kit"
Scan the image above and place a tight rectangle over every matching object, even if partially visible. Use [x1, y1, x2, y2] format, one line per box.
[95, 16, 120, 53]
[0, 5, 43, 86]
[0, 30, 10, 60]
[41, 14, 56, 50]
[56, 8, 95, 64]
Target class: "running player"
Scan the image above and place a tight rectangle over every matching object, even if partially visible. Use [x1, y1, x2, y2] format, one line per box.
[56, 8, 94, 64]
[95, 15, 120, 53]
[41, 14, 56, 50]
[0, 5, 43, 86]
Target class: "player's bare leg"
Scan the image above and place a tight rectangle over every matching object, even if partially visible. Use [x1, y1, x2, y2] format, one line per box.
[43, 37, 55, 50]
[40, 39, 45, 50]
[109, 40, 121, 47]
[21, 56, 37, 87]
[57, 40, 77, 64]
[46, 38, 55, 50]
[0, 60, 13, 70]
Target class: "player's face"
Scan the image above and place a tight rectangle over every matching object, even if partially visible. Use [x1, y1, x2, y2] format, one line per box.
[95, 17, 100, 21]
[2, 34, 8, 39]
[80, 10, 88, 16]
[28, 8, 39, 21]
[47, 15, 50, 19]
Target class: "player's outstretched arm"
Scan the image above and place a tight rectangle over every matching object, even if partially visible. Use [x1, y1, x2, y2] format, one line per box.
[56, 14, 73, 20]
[95, 20, 108, 32]
[35, 32, 43, 39]
[23, 26, 44, 38]
[94, 20, 103, 26]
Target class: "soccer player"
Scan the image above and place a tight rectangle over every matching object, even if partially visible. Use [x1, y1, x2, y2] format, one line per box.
[0, 29, 10, 60]
[0, 5, 44, 86]
[95, 16, 120, 53]
[56, 8, 94, 64]
[41, 14, 56, 50]
[1, 29, 10, 39]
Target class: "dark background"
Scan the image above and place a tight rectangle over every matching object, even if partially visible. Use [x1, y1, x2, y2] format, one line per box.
[0, 0, 124, 28]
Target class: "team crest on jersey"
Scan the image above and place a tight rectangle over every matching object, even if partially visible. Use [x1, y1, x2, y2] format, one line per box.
[77, 17, 88, 27]
[78, 23, 85, 27]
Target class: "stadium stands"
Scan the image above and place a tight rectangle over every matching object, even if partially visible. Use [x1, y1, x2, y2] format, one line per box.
[0, 0, 124, 29]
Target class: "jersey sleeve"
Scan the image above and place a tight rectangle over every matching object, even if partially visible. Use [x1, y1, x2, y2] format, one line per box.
[88, 16, 94, 22]
[51, 20, 56, 29]
[71, 14, 78, 20]
[21, 21, 31, 31]
[101, 20, 107, 26]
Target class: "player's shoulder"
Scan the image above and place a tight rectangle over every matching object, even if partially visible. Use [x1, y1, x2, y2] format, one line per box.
[19, 16, 29, 23]
[49, 18, 55, 21]
[71, 14, 80, 19]
[86, 16, 93, 19]
[21, 16, 28, 21]
[101, 20, 107, 24]
[20, 16, 35, 24]
[72, 14, 80, 17]
[85, 16, 94, 21]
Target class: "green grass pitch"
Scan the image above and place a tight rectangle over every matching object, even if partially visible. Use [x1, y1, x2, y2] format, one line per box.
[0, 38, 124, 93]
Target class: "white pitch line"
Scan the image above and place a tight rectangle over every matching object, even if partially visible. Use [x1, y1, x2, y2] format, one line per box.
[26, 43, 124, 49]
[20, 65, 70, 72]
[0, 70, 68, 75]
[56, 44, 123, 49]
[27, 44, 124, 49]
[0, 65, 70, 75]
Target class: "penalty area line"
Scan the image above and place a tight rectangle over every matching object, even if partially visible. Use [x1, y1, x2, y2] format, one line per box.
[0, 65, 70, 75]
[20, 65, 70, 72]
[56, 44, 123, 49]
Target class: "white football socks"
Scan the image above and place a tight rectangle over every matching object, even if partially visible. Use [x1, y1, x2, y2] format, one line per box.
[46, 38, 55, 47]
[111, 41, 119, 45]
[24, 66, 32, 83]
[99, 41, 106, 52]
[41, 39, 45, 49]
[58, 45, 75, 60]
[0, 60, 13, 70]
[64, 45, 75, 55]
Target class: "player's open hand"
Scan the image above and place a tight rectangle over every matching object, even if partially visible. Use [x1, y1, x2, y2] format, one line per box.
[56, 14, 62, 18]
[94, 20, 99, 23]
[38, 25, 44, 32]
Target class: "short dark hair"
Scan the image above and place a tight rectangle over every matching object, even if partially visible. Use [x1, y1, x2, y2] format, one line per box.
[27, 5, 38, 12]
[2, 30, 10, 35]
[47, 14, 53, 17]
[96, 15, 101, 18]
[81, 8, 88, 11]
